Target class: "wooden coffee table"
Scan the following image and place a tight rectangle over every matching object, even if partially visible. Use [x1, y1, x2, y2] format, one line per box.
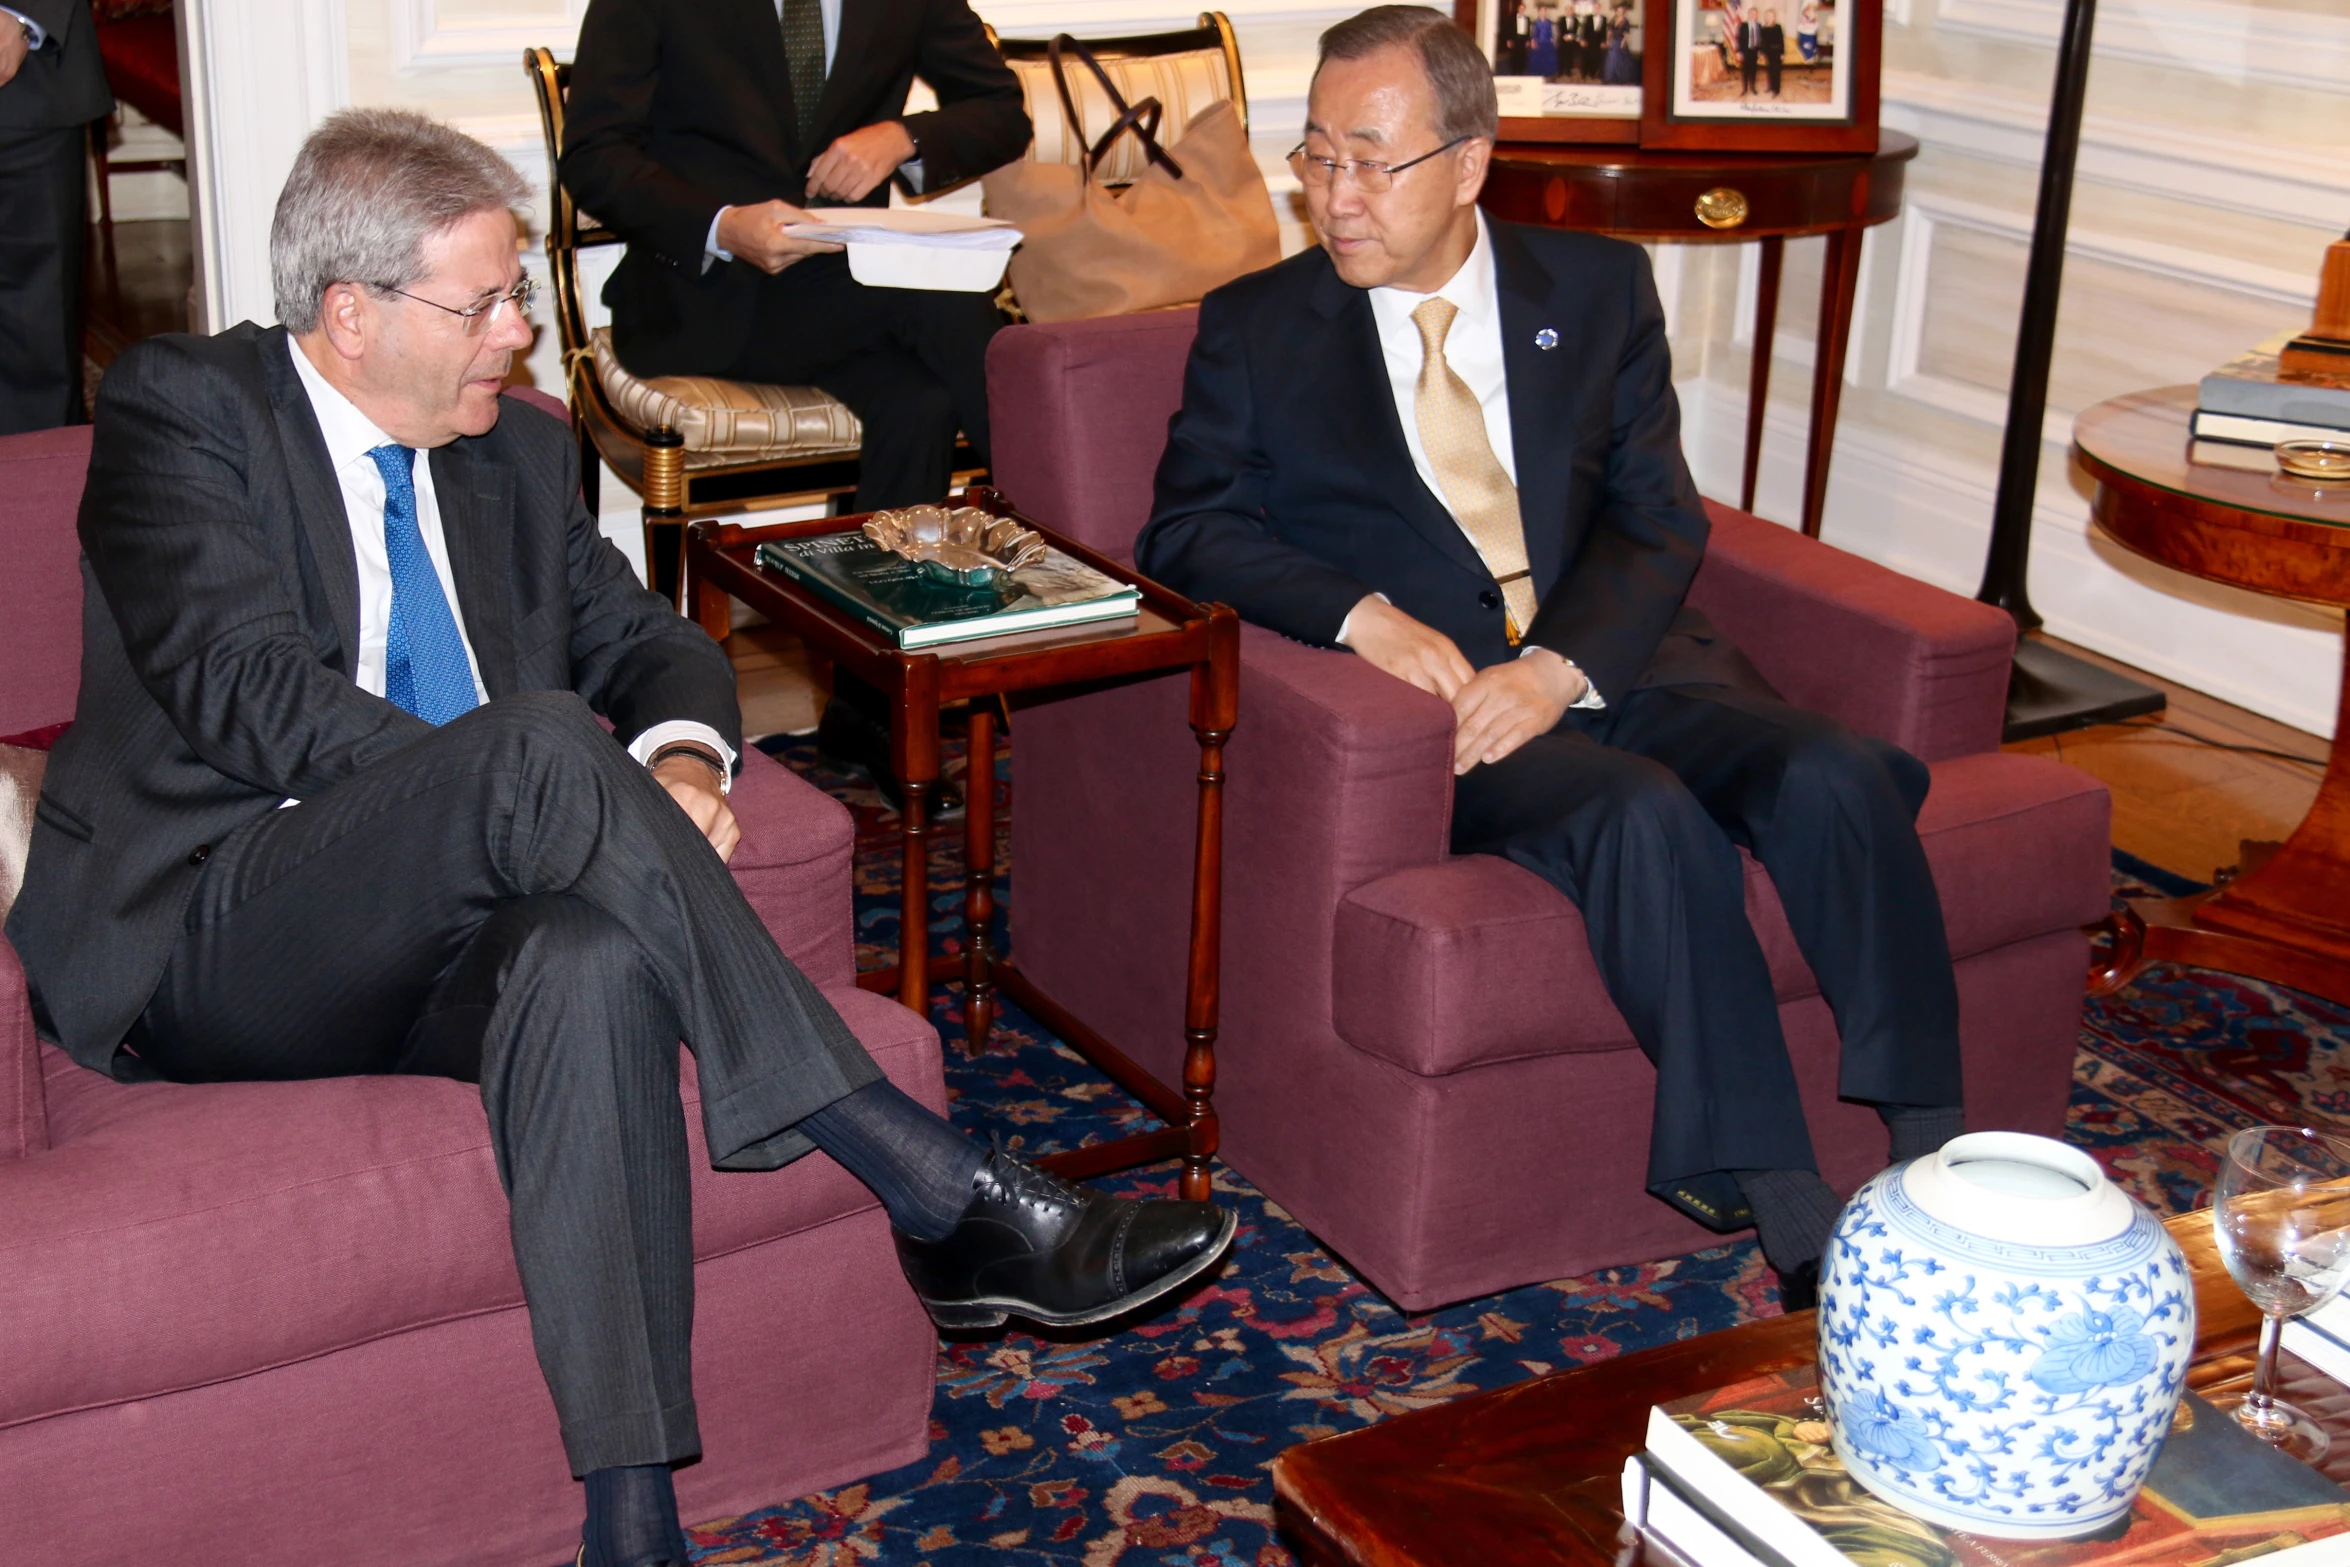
[1272, 1211, 2341, 1565]
[681, 490, 1239, 1201]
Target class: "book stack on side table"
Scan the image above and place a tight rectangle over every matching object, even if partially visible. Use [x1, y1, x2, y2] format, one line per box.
[1624, 1362, 2350, 1567]
[753, 533, 1140, 650]
[2192, 334, 2350, 473]
[2285, 1299, 2350, 1387]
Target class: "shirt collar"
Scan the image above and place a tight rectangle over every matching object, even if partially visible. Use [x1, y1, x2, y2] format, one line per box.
[284, 332, 405, 476]
[1368, 210, 1496, 327]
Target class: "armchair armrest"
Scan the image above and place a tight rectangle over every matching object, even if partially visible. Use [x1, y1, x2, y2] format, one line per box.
[1011, 624, 1456, 1057]
[723, 744, 857, 990]
[1, 939, 44, 1160]
[1687, 502, 2016, 761]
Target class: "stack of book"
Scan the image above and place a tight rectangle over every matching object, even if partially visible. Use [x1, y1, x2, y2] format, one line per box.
[1623, 1362, 2350, 1567]
[2193, 333, 2350, 473]
[754, 531, 1140, 650]
[2284, 1296, 2350, 1385]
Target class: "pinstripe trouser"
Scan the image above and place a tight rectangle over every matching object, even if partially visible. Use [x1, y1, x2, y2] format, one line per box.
[126, 689, 886, 1473]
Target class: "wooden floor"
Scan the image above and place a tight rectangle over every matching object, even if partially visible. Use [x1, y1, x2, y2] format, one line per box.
[2007, 635, 2328, 884]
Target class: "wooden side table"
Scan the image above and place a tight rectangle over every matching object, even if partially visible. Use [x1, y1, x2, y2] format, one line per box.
[1479, 132, 1917, 539]
[1271, 1210, 2298, 1567]
[2075, 387, 2350, 1008]
[682, 491, 1239, 1201]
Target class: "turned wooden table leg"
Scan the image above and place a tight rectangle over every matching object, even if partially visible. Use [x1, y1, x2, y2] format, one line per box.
[1179, 611, 1239, 1203]
[1800, 223, 1865, 540]
[1741, 234, 1784, 515]
[895, 658, 942, 1018]
[963, 703, 998, 1052]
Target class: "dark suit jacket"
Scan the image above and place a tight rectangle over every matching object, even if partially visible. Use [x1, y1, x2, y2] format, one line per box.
[1135, 221, 1766, 708]
[560, 0, 1031, 377]
[4, 324, 741, 1076]
[0, 0, 112, 134]
[1759, 24, 1787, 59]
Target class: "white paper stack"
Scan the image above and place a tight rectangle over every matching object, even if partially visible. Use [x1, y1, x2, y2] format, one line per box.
[783, 208, 1022, 292]
[2284, 1294, 2350, 1384]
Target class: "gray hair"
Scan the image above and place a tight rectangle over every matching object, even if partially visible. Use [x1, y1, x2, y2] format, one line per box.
[271, 108, 530, 333]
[1316, 6, 1500, 143]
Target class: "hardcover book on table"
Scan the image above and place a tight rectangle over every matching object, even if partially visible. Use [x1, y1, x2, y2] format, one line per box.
[2200, 334, 2350, 428]
[1628, 1362, 2350, 1567]
[754, 533, 1140, 650]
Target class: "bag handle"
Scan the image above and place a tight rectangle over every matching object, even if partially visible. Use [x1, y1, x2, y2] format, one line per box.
[1045, 34, 1186, 182]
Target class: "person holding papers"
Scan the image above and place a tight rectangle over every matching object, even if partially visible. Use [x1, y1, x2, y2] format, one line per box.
[561, 0, 1030, 512]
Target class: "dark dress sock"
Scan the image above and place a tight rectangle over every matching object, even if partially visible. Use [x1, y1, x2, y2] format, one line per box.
[1732, 1167, 1843, 1276]
[1880, 1102, 1966, 1163]
[798, 1077, 986, 1241]
[583, 1463, 688, 1567]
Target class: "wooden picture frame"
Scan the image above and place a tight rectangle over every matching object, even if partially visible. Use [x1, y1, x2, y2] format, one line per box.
[1638, 0, 1879, 152]
[1457, 0, 1643, 146]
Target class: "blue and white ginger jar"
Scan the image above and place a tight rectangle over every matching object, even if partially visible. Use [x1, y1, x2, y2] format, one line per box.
[1816, 1132, 2194, 1541]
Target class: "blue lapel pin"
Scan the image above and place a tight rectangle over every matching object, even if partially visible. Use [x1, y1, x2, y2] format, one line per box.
[1535, 327, 1559, 350]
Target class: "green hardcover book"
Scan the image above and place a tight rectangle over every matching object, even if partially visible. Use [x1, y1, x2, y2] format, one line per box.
[753, 533, 1140, 650]
[1635, 1364, 2350, 1567]
[2200, 334, 2350, 426]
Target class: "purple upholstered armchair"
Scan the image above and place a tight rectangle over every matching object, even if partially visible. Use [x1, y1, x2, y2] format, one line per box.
[0, 397, 939, 1565]
[987, 310, 2112, 1311]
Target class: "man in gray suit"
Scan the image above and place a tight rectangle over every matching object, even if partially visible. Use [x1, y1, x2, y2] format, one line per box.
[7, 110, 1231, 1567]
[0, 0, 111, 432]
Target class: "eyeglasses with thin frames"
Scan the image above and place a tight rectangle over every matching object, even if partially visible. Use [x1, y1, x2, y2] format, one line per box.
[1286, 135, 1471, 195]
[378, 275, 538, 335]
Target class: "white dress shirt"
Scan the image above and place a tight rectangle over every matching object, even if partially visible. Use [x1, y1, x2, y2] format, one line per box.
[704, 0, 928, 266]
[285, 338, 735, 787]
[1346, 214, 1604, 706]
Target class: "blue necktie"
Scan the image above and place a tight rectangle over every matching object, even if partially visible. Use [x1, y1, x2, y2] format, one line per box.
[367, 444, 479, 726]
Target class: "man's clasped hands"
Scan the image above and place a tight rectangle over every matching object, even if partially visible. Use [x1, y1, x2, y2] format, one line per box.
[713, 120, 919, 273]
[1341, 595, 1592, 776]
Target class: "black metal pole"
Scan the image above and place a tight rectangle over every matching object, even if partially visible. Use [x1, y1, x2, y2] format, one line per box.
[1976, 0, 2100, 629]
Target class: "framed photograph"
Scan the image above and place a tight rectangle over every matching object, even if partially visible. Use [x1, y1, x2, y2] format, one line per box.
[1639, 0, 1880, 151]
[1455, 0, 1642, 145]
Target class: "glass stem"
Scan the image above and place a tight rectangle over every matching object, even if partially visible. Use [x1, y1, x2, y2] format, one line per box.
[2250, 1311, 2286, 1419]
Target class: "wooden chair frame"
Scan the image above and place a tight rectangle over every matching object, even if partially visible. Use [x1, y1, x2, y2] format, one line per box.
[989, 12, 1250, 166]
[526, 48, 867, 605]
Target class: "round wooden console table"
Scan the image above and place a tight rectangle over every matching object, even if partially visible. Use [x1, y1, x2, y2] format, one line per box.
[2077, 385, 2350, 1006]
[1479, 132, 1917, 539]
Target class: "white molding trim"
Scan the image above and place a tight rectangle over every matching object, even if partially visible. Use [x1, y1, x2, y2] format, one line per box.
[391, 0, 589, 71]
[1679, 379, 2343, 738]
[181, 0, 349, 331]
[1880, 192, 2315, 443]
[1936, 0, 2350, 97]
[1880, 70, 2350, 227]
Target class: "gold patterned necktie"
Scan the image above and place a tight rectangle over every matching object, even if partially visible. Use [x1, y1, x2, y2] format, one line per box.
[1410, 296, 1537, 642]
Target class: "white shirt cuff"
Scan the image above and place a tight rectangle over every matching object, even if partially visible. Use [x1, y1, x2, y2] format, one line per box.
[704, 208, 733, 270]
[1335, 593, 1391, 648]
[4, 7, 45, 45]
[900, 157, 927, 194]
[630, 720, 738, 793]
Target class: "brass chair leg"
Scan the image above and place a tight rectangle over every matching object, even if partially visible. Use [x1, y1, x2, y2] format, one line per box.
[641, 425, 686, 610]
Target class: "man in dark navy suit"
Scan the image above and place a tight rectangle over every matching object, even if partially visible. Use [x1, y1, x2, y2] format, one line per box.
[1136, 5, 1965, 1308]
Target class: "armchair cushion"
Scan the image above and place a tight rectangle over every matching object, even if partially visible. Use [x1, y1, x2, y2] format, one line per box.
[1330, 750, 2111, 1078]
[6, 987, 931, 1432]
[592, 328, 861, 469]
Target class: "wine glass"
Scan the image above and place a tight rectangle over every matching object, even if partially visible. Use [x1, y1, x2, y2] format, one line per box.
[2210, 1125, 2350, 1460]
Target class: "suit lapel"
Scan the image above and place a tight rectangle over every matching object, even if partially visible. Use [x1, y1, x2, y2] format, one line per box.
[431, 443, 519, 701]
[812, 0, 880, 157]
[260, 329, 363, 675]
[1307, 258, 1489, 580]
[1491, 221, 1580, 599]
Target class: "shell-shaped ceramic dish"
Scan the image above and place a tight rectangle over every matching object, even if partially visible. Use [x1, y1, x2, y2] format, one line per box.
[862, 505, 1047, 590]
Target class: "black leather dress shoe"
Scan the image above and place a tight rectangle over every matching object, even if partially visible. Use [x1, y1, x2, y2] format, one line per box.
[814, 692, 963, 817]
[895, 1152, 1237, 1330]
[1776, 1258, 1821, 1314]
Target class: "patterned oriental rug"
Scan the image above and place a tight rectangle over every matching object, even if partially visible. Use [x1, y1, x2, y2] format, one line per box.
[659, 736, 2350, 1567]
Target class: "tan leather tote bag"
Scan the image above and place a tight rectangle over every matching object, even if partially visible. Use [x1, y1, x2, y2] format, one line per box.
[982, 36, 1281, 323]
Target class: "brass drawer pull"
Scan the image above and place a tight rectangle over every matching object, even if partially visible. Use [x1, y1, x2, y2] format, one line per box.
[1695, 187, 1749, 229]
